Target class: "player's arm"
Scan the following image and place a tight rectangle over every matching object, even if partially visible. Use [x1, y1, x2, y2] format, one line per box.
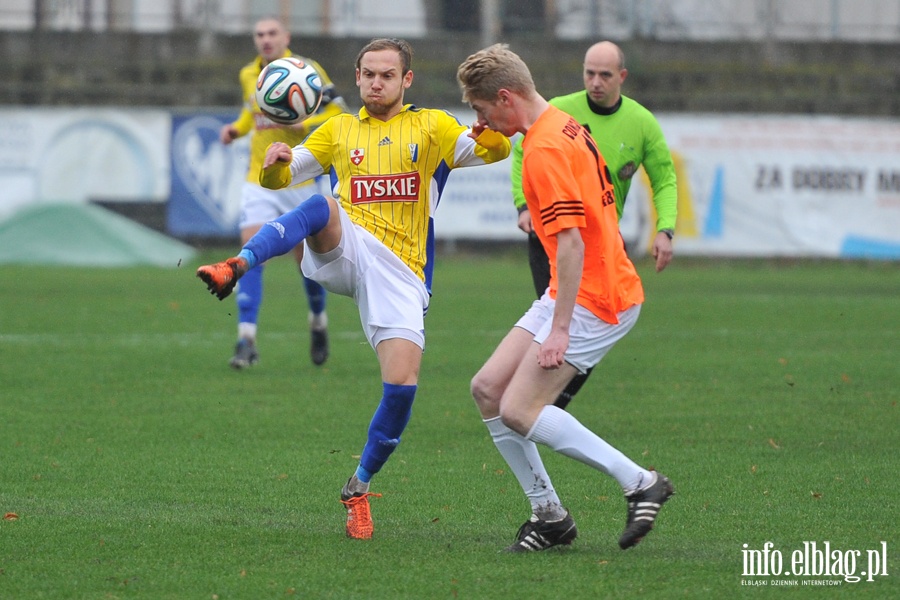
[642, 117, 677, 233]
[259, 124, 331, 189]
[443, 112, 510, 166]
[509, 136, 533, 233]
[510, 136, 526, 211]
[526, 147, 584, 368]
[541, 226, 582, 370]
[260, 144, 327, 189]
[641, 116, 678, 271]
[221, 98, 255, 144]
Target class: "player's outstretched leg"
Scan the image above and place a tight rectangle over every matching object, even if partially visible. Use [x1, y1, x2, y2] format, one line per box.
[618, 471, 675, 550]
[197, 257, 249, 300]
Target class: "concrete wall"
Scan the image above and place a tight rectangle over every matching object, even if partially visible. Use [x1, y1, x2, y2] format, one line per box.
[1, 30, 898, 115]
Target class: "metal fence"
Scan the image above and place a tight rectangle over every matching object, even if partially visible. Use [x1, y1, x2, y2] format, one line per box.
[1, 0, 898, 41]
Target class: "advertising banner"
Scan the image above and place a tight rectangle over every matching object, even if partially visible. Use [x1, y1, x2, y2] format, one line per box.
[167, 113, 248, 237]
[1, 108, 897, 259]
[649, 114, 900, 259]
[436, 112, 900, 259]
[0, 108, 170, 220]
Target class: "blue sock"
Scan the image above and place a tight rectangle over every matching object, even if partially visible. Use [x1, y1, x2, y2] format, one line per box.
[235, 263, 263, 325]
[239, 194, 331, 268]
[354, 465, 374, 484]
[358, 383, 417, 480]
[303, 276, 326, 316]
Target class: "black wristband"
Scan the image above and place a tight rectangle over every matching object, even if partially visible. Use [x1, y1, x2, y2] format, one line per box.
[660, 228, 674, 240]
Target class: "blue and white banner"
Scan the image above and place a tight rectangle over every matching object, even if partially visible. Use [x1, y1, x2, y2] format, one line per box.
[167, 113, 248, 237]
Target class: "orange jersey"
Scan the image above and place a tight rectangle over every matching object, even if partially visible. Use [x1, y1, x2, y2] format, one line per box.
[521, 105, 644, 323]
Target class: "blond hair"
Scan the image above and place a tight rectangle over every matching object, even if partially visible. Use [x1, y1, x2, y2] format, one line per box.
[456, 43, 535, 103]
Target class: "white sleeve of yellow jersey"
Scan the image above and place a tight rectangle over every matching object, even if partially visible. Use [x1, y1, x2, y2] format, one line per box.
[451, 129, 510, 167]
[287, 146, 326, 187]
[451, 131, 480, 167]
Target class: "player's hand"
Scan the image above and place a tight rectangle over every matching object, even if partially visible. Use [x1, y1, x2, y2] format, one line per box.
[468, 119, 490, 140]
[263, 142, 293, 168]
[220, 125, 239, 145]
[517, 209, 534, 234]
[652, 231, 674, 272]
[538, 330, 569, 370]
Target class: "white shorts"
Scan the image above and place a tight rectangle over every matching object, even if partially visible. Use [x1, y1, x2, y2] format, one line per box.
[515, 293, 641, 374]
[239, 178, 329, 229]
[300, 204, 429, 350]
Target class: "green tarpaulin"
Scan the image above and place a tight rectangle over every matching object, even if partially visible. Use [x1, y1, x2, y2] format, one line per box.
[0, 203, 195, 267]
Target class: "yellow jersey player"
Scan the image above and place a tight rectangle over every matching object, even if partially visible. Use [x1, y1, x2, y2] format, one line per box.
[197, 38, 510, 540]
[219, 16, 347, 370]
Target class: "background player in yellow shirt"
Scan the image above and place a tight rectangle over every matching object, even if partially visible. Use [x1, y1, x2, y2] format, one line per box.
[458, 43, 673, 553]
[219, 16, 347, 369]
[198, 38, 510, 540]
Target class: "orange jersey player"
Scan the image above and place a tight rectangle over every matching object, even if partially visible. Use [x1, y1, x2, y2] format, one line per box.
[458, 43, 673, 553]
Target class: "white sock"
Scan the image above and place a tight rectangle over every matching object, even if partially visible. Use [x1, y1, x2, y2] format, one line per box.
[309, 311, 328, 331]
[484, 417, 567, 520]
[526, 405, 651, 494]
[344, 474, 369, 495]
[237, 322, 257, 341]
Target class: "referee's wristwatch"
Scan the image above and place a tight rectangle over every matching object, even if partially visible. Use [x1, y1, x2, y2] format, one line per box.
[660, 228, 674, 240]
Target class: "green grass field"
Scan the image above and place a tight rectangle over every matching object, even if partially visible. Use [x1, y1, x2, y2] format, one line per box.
[1, 250, 897, 599]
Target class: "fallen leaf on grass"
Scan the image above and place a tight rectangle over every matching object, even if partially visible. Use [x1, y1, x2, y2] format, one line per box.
[768, 438, 781, 450]
[811, 491, 823, 499]
[3, 513, 18, 521]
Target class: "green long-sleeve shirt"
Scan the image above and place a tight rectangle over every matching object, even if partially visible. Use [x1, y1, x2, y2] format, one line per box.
[512, 92, 677, 233]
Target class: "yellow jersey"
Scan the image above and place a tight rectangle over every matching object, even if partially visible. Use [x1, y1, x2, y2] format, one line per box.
[261, 104, 510, 285]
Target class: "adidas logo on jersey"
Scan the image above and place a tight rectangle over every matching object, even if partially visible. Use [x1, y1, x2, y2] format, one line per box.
[378, 136, 392, 146]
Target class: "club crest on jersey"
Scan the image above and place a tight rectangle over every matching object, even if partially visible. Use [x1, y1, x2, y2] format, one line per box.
[408, 143, 419, 162]
[618, 161, 638, 180]
[350, 148, 365, 165]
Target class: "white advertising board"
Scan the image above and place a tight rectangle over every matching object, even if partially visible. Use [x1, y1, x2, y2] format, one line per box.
[1, 108, 897, 259]
[649, 114, 900, 259]
[0, 108, 171, 220]
[436, 111, 900, 259]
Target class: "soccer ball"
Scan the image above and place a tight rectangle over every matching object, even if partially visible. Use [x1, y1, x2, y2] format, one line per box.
[255, 57, 324, 125]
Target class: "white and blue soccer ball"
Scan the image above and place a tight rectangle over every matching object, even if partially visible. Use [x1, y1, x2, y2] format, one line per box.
[255, 57, 324, 125]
